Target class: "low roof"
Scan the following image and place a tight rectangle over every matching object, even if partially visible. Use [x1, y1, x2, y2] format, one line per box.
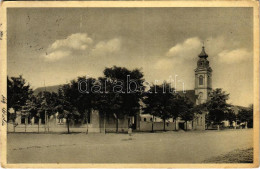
[177, 90, 197, 104]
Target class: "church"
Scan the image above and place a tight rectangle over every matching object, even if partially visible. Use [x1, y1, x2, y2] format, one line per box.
[8, 46, 213, 133]
[137, 46, 212, 131]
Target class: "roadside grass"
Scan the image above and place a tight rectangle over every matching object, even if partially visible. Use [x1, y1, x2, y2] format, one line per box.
[204, 148, 253, 163]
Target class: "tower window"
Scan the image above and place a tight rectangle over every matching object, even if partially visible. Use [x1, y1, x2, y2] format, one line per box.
[199, 75, 204, 85]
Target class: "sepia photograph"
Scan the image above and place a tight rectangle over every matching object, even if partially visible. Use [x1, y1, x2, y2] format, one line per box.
[0, 1, 259, 168]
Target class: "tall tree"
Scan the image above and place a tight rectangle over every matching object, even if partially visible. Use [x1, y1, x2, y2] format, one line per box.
[178, 96, 194, 131]
[142, 86, 159, 132]
[169, 94, 187, 131]
[142, 83, 173, 132]
[7, 75, 32, 131]
[56, 87, 79, 134]
[225, 109, 237, 128]
[237, 104, 253, 128]
[21, 97, 37, 132]
[94, 77, 115, 133]
[204, 88, 231, 130]
[102, 66, 145, 132]
[66, 76, 96, 133]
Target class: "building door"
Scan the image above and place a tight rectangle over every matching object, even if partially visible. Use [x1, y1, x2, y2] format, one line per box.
[179, 122, 185, 130]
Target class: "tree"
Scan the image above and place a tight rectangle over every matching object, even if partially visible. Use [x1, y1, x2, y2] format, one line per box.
[94, 77, 115, 133]
[237, 105, 253, 128]
[205, 88, 231, 130]
[7, 75, 32, 131]
[56, 87, 79, 134]
[205, 113, 211, 130]
[101, 66, 145, 132]
[65, 76, 97, 133]
[35, 91, 60, 132]
[142, 86, 159, 132]
[225, 110, 237, 128]
[178, 96, 194, 131]
[21, 97, 37, 132]
[142, 83, 173, 132]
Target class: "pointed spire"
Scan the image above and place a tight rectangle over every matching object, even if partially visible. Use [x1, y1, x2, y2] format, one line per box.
[199, 45, 208, 58]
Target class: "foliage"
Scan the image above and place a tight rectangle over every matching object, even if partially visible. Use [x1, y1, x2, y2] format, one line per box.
[7, 75, 33, 121]
[237, 104, 253, 128]
[142, 83, 173, 131]
[205, 88, 231, 125]
[179, 97, 194, 122]
[224, 110, 236, 127]
[100, 66, 145, 132]
[56, 86, 79, 133]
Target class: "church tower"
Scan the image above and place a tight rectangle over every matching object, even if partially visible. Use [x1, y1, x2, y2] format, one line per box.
[195, 46, 212, 105]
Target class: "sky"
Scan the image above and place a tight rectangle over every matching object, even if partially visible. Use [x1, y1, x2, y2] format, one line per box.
[7, 7, 253, 106]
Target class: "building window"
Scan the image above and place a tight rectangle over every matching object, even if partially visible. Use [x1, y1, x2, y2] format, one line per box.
[144, 118, 146, 122]
[199, 75, 204, 85]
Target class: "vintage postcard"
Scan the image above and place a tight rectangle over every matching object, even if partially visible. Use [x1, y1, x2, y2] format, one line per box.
[0, 1, 259, 168]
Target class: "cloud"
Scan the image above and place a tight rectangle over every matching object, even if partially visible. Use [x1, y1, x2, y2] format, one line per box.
[44, 50, 71, 62]
[218, 48, 252, 63]
[44, 33, 93, 61]
[44, 33, 121, 62]
[166, 37, 201, 60]
[50, 33, 93, 50]
[92, 38, 121, 56]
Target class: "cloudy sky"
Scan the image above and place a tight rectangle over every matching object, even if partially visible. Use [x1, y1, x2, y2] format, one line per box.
[7, 8, 253, 106]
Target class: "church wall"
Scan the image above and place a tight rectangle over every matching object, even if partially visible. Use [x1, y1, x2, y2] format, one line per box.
[192, 113, 206, 130]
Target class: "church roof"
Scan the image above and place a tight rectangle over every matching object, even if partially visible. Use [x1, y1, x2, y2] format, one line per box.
[34, 85, 62, 95]
[177, 90, 197, 105]
[199, 46, 208, 58]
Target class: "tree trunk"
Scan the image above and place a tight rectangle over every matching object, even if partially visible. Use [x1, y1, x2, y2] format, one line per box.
[47, 115, 49, 132]
[13, 110, 16, 132]
[86, 110, 89, 134]
[104, 112, 106, 134]
[13, 120, 15, 132]
[44, 111, 47, 132]
[186, 121, 188, 131]
[25, 117, 27, 132]
[67, 118, 70, 134]
[116, 118, 119, 133]
[25, 123, 26, 132]
[86, 116, 89, 134]
[151, 115, 154, 132]
[174, 118, 177, 131]
[38, 118, 40, 133]
[163, 119, 166, 131]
